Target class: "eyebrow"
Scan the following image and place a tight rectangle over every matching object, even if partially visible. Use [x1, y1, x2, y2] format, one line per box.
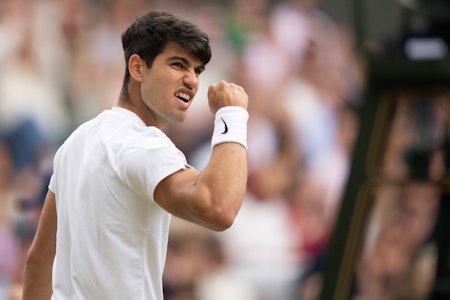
[167, 56, 205, 72]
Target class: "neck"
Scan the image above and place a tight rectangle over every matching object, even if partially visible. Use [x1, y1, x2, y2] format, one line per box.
[117, 92, 162, 128]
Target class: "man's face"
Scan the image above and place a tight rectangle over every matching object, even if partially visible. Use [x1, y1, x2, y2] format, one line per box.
[140, 42, 205, 127]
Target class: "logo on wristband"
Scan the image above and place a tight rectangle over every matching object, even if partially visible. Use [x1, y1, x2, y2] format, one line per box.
[220, 117, 228, 134]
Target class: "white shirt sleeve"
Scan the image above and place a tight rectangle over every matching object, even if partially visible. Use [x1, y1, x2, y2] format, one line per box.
[118, 141, 187, 201]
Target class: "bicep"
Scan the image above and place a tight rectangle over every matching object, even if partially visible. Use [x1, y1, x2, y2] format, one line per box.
[154, 167, 205, 222]
[153, 143, 247, 231]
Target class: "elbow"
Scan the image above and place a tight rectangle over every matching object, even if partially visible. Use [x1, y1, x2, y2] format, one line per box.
[211, 213, 236, 231]
[192, 203, 239, 231]
[206, 203, 241, 231]
[190, 189, 244, 231]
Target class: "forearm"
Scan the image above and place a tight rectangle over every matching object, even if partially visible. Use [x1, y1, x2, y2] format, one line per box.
[23, 252, 53, 300]
[189, 106, 248, 229]
[22, 191, 56, 300]
[194, 142, 247, 228]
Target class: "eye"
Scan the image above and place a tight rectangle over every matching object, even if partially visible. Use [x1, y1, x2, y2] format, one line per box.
[195, 66, 205, 76]
[172, 62, 184, 69]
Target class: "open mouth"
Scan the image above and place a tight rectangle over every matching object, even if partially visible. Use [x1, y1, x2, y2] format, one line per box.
[175, 92, 191, 103]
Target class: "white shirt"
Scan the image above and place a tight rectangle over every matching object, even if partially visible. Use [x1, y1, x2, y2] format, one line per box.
[49, 107, 187, 299]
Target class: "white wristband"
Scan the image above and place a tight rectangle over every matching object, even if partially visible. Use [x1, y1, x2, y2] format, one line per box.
[211, 106, 249, 150]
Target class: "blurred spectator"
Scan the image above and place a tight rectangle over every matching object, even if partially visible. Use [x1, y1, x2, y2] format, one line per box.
[352, 92, 448, 300]
[164, 218, 258, 300]
[0, 3, 70, 143]
[0, 141, 17, 300]
[0, 118, 52, 299]
[355, 184, 439, 300]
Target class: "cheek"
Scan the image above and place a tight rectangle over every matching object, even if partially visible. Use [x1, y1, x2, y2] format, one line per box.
[141, 80, 169, 112]
[140, 69, 178, 108]
[141, 78, 158, 100]
[142, 76, 168, 99]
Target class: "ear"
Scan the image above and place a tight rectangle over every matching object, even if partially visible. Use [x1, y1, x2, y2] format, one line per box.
[128, 54, 145, 82]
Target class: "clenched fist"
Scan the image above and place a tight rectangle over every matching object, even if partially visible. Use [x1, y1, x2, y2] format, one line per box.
[208, 81, 248, 114]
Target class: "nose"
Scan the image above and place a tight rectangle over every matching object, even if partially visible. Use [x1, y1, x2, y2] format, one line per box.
[183, 69, 199, 90]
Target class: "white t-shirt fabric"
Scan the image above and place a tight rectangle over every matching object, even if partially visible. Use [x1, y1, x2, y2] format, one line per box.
[49, 107, 188, 300]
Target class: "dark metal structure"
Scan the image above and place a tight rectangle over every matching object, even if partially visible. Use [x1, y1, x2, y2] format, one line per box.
[319, 1, 450, 299]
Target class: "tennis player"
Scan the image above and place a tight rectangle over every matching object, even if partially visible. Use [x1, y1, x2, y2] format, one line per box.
[23, 10, 248, 300]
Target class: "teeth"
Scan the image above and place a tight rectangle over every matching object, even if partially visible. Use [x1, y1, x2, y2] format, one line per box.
[175, 92, 191, 101]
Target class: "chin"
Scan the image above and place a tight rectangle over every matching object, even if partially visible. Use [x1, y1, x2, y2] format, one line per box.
[172, 114, 186, 123]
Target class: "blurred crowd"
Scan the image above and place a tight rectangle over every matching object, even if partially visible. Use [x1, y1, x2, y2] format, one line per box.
[0, 0, 444, 299]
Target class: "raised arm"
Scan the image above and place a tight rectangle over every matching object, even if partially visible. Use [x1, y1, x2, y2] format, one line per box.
[154, 81, 248, 231]
[23, 190, 57, 300]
